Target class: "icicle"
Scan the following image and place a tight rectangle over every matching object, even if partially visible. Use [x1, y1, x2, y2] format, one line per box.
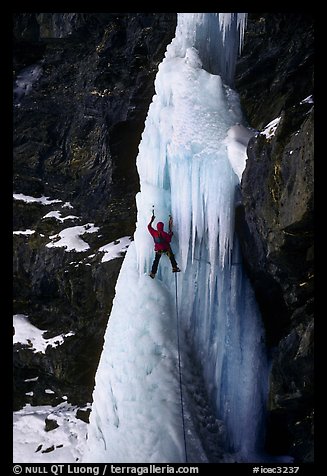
[218, 13, 247, 54]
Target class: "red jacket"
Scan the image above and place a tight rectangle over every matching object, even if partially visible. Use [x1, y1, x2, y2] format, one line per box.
[148, 221, 172, 251]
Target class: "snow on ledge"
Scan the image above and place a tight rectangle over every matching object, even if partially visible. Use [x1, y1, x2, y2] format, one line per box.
[13, 314, 75, 354]
[13, 193, 62, 205]
[300, 95, 313, 105]
[62, 202, 74, 209]
[13, 402, 89, 463]
[13, 229, 36, 236]
[260, 116, 281, 139]
[224, 123, 256, 182]
[46, 224, 99, 252]
[99, 236, 132, 263]
[42, 210, 79, 222]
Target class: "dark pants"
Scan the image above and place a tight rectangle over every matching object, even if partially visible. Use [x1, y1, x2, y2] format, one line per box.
[151, 247, 178, 275]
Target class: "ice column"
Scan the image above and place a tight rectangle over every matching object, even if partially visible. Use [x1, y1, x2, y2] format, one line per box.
[85, 12, 268, 463]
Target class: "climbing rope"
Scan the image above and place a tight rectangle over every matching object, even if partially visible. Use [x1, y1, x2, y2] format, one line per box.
[175, 272, 188, 463]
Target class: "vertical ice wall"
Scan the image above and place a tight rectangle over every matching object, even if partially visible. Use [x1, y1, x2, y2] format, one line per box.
[84, 13, 268, 463]
[171, 13, 247, 85]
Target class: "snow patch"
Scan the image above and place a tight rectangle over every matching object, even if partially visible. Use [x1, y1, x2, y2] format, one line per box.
[99, 236, 132, 263]
[224, 123, 256, 181]
[260, 116, 281, 139]
[46, 224, 99, 252]
[42, 210, 79, 222]
[62, 202, 74, 209]
[300, 95, 314, 104]
[13, 229, 35, 236]
[13, 314, 75, 354]
[13, 402, 88, 463]
[13, 193, 62, 205]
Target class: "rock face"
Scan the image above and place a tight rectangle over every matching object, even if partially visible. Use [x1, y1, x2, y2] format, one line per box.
[13, 13, 177, 410]
[13, 13, 177, 222]
[235, 13, 314, 462]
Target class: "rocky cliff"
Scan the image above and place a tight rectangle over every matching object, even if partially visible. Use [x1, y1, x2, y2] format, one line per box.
[235, 13, 314, 462]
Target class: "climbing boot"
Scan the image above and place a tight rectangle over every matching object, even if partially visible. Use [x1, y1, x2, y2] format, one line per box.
[149, 272, 156, 279]
[172, 267, 181, 273]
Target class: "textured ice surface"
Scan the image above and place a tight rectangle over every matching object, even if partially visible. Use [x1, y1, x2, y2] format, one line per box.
[84, 13, 268, 463]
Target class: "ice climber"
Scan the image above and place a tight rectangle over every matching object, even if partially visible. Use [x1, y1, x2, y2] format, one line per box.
[148, 214, 181, 279]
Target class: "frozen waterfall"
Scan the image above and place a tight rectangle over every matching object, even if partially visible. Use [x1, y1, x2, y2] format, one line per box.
[83, 13, 269, 463]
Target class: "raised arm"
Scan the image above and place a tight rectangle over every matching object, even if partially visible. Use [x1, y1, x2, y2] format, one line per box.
[148, 215, 155, 233]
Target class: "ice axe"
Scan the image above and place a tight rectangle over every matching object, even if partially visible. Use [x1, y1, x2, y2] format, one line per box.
[169, 214, 173, 233]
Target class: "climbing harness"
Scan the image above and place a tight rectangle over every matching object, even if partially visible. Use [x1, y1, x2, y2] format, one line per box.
[175, 272, 188, 463]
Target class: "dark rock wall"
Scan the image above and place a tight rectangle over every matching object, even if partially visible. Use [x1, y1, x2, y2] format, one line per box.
[13, 13, 177, 222]
[13, 13, 177, 410]
[235, 13, 314, 462]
